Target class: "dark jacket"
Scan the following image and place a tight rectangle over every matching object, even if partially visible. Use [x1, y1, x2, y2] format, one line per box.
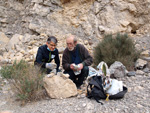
[62, 44, 93, 70]
[34, 44, 60, 71]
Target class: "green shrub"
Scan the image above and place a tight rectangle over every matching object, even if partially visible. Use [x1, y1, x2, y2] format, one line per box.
[0, 60, 45, 102]
[0, 65, 14, 79]
[93, 33, 140, 70]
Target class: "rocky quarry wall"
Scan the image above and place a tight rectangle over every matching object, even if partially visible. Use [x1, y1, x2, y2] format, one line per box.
[0, 0, 150, 65]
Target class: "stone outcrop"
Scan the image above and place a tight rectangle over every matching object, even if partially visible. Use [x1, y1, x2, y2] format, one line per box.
[0, 0, 150, 41]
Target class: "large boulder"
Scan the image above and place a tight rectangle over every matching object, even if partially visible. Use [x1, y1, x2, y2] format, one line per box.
[43, 73, 77, 99]
[109, 61, 127, 78]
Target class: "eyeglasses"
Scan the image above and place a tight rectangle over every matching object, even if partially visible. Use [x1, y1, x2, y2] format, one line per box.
[67, 43, 74, 46]
[49, 44, 56, 47]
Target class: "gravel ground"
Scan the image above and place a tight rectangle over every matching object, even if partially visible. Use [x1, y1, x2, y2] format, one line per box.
[0, 74, 150, 113]
[0, 35, 150, 113]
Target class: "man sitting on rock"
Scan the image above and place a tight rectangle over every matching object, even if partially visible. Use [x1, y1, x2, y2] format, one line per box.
[62, 34, 93, 88]
[34, 36, 60, 74]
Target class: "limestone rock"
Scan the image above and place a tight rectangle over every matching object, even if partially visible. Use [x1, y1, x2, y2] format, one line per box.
[148, 61, 150, 69]
[119, 20, 130, 27]
[135, 44, 142, 51]
[0, 55, 4, 62]
[28, 46, 38, 55]
[6, 34, 23, 51]
[32, 4, 50, 16]
[135, 59, 147, 69]
[136, 70, 145, 75]
[51, 0, 61, 5]
[12, 2, 24, 11]
[12, 52, 23, 62]
[31, 0, 43, 3]
[0, 32, 9, 44]
[109, 61, 127, 78]
[58, 47, 65, 54]
[43, 75, 77, 99]
[84, 40, 88, 45]
[142, 68, 150, 73]
[142, 57, 150, 62]
[140, 50, 150, 57]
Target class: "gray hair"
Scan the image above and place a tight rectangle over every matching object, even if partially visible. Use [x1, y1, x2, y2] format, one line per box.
[47, 36, 57, 44]
[73, 35, 77, 43]
[66, 34, 78, 43]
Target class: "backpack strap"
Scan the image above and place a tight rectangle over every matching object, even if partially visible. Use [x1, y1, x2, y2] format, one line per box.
[93, 96, 104, 105]
[87, 84, 92, 99]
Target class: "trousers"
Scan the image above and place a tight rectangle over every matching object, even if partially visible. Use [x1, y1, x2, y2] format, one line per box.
[64, 66, 89, 88]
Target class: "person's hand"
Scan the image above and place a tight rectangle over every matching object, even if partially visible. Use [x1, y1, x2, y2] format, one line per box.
[46, 63, 56, 70]
[77, 63, 83, 70]
[70, 63, 76, 71]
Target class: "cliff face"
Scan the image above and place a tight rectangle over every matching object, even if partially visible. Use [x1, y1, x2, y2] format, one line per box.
[0, 0, 150, 40]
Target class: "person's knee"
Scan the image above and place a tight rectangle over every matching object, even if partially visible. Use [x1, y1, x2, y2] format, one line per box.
[82, 66, 89, 73]
[64, 70, 73, 74]
[64, 70, 75, 79]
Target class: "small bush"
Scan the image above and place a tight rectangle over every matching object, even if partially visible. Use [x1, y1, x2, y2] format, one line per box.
[0, 65, 14, 79]
[0, 60, 45, 102]
[93, 33, 140, 70]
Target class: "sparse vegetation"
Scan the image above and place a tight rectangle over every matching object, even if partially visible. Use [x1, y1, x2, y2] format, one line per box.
[93, 33, 140, 70]
[0, 60, 46, 102]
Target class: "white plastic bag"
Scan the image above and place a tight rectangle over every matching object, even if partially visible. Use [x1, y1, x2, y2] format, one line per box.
[72, 64, 81, 75]
[87, 66, 98, 79]
[97, 61, 110, 76]
[106, 79, 123, 95]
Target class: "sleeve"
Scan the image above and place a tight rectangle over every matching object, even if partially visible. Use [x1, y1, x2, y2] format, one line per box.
[62, 49, 71, 70]
[35, 47, 46, 68]
[54, 49, 60, 71]
[79, 44, 93, 66]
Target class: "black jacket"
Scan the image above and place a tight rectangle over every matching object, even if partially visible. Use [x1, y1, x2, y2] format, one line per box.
[34, 44, 60, 71]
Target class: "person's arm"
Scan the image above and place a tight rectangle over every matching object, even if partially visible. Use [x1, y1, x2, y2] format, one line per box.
[62, 49, 71, 70]
[35, 47, 46, 68]
[54, 49, 60, 72]
[79, 44, 93, 66]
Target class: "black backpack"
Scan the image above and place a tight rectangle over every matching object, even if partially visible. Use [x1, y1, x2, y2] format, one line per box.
[87, 76, 128, 104]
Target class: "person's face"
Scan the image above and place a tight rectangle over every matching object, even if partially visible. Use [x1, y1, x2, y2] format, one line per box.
[66, 37, 76, 51]
[46, 41, 56, 51]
